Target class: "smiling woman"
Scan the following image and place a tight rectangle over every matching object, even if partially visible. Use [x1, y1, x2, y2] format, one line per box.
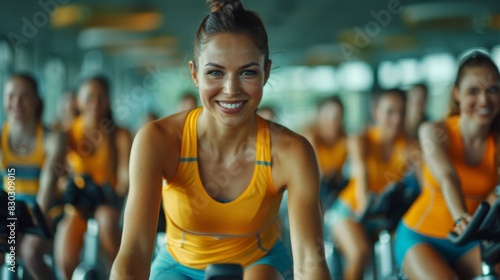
[110, 0, 331, 280]
[394, 51, 500, 279]
[190, 33, 267, 128]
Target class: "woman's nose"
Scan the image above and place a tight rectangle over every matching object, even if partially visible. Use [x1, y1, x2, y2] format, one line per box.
[223, 74, 241, 96]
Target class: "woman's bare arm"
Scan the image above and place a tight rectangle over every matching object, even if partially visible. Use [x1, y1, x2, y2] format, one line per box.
[114, 128, 132, 197]
[38, 131, 66, 213]
[110, 124, 165, 280]
[419, 122, 468, 229]
[281, 134, 331, 280]
[348, 133, 370, 213]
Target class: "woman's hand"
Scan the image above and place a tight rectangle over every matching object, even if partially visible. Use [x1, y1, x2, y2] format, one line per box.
[453, 213, 472, 235]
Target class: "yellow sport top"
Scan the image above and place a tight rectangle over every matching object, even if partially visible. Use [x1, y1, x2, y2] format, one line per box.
[66, 116, 117, 187]
[314, 137, 347, 177]
[338, 128, 408, 212]
[163, 108, 283, 269]
[1, 122, 45, 197]
[403, 116, 498, 238]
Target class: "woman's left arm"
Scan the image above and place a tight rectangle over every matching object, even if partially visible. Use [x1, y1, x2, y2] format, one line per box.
[284, 135, 331, 280]
[39, 131, 67, 213]
[487, 135, 500, 204]
[114, 128, 132, 197]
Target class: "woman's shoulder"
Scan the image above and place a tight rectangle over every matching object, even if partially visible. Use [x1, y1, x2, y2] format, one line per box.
[418, 120, 449, 145]
[135, 111, 190, 148]
[269, 122, 316, 164]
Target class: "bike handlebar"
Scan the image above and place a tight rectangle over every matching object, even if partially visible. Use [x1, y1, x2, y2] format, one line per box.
[357, 182, 419, 232]
[447, 198, 500, 246]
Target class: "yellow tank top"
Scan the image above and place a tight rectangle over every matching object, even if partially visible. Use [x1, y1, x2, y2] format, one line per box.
[314, 137, 347, 176]
[67, 117, 117, 187]
[1, 123, 45, 196]
[163, 108, 283, 269]
[339, 128, 408, 211]
[403, 116, 498, 238]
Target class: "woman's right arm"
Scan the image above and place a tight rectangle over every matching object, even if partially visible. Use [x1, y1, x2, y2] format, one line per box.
[110, 124, 165, 280]
[349, 133, 369, 213]
[419, 122, 469, 233]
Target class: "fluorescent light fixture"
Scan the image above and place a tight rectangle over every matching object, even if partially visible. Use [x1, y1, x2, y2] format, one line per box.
[338, 61, 373, 92]
[421, 53, 456, 84]
[378, 61, 401, 89]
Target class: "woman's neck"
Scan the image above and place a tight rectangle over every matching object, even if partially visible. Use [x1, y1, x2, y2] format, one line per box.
[316, 127, 342, 146]
[9, 119, 37, 139]
[197, 111, 258, 156]
[378, 127, 399, 146]
[460, 116, 490, 143]
[82, 114, 100, 129]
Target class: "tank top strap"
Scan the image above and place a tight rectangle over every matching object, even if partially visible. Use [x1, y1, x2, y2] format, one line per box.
[34, 124, 44, 156]
[496, 134, 500, 180]
[1, 123, 8, 156]
[179, 108, 203, 161]
[1, 123, 8, 168]
[444, 116, 461, 152]
[255, 116, 272, 166]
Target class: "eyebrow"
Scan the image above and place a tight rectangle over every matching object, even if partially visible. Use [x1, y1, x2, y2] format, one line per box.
[204, 62, 260, 69]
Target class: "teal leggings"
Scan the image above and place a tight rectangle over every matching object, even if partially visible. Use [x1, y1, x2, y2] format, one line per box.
[150, 240, 293, 280]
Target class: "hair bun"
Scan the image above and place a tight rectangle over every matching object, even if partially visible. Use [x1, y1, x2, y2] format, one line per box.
[207, 0, 243, 13]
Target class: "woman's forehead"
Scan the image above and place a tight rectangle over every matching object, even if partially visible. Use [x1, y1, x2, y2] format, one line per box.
[5, 78, 33, 94]
[198, 33, 264, 65]
[460, 66, 500, 87]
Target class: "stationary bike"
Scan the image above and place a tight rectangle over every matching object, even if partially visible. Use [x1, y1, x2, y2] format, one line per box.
[63, 174, 122, 280]
[204, 264, 243, 280]
[0, 190, 54, 280]
[329, 182, 419, 280]
[448, 198, 500, 280]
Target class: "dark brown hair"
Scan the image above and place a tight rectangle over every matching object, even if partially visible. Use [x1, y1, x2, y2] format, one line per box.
[317, 96, 344, 114]
[9, 73, 43, 121]
[80, 75, 114, 123]
[373, 88, 407, 107]
[316, 95, 346, 137]
[193, 0, 270, 68]
[410, 83, 428, 98]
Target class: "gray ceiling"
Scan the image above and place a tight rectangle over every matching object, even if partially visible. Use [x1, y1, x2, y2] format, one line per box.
[1, 0, 500, 68]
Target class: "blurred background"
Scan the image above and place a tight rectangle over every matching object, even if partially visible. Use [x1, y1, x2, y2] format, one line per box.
[0, 0, 499, 133]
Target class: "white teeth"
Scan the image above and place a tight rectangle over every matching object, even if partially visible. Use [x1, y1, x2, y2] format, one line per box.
[477, 109, 491, 115]
[219, 102, 243, 109]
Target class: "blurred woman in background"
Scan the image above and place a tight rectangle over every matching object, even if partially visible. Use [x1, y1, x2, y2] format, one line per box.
[326, 89, 410, 280]
[177, 91, 199, 113]
[52, 90, 79, 132]
[1, 73, 65, 280]
[405, 84, 429, 140]
[394, 51, 500, 279]
[55, 76, 131, 279]
[257, 105, 277, 122]
[303, 96, 348, 209]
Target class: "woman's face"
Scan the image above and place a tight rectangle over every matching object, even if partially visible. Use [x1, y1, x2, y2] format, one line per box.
[60, 94, 78, 119]
[454, 66, 500, 126]
[78, 80, 110, 120]
[3, 77, 39, 122]
[190, 33, 270, 127]
[317, 101, 343, 141]
[373, 93, 405, 138]
[406, 86, 427, 117]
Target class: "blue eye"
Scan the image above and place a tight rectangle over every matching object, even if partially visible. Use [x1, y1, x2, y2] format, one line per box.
[241, 70, 257, 76]
[487, 86, 500, 94]
[468, 88, 479, 95]
[207, 70, 223, 76]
